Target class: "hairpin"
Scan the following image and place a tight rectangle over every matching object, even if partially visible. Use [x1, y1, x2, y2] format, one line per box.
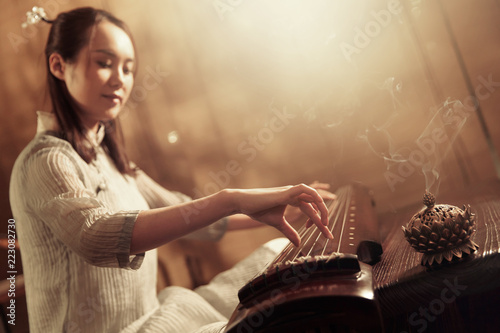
[21, 6, 51, 28]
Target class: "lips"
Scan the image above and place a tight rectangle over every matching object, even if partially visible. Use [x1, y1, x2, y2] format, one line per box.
[102, 93, 123, 104]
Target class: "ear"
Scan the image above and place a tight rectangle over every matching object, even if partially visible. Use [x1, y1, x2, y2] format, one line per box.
[49, 53, 67, 81]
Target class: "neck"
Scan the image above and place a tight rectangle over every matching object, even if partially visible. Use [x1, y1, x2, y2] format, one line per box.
[79, 115, 100, 134]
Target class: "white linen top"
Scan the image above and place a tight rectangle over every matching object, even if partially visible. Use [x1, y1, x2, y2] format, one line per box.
[9, 112, 230, 332]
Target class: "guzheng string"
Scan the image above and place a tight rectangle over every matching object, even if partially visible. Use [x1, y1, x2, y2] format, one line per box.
[268, 186, 353, 268]
[334, 186, 353, 254]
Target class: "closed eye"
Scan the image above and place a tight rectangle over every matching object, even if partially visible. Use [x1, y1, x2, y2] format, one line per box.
[123, 66, 133, 75]
[97, 61, 112, 69]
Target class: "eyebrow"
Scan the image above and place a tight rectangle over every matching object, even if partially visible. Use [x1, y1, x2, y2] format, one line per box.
[91, 49, 134, 63]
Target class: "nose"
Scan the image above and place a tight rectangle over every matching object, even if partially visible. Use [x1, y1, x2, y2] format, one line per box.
[109, 68, 125, 88]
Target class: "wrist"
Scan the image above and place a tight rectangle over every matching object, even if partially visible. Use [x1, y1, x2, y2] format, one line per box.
[218, 188, 239, 216]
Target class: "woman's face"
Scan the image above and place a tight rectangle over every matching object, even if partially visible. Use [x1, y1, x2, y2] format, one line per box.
[63, 20, 135, 131]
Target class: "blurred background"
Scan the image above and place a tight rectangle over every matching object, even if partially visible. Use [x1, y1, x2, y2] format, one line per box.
[1, 0, 499, 330]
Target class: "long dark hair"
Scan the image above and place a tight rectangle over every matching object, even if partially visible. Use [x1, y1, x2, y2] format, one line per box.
[45, 7, 137, 175]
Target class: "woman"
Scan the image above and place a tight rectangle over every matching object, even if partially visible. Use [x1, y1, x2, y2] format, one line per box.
[10, 7, 335, 332]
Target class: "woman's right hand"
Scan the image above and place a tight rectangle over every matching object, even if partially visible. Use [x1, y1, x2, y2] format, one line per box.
[132, 184, 333, 254]
[226, 184, 333, 247]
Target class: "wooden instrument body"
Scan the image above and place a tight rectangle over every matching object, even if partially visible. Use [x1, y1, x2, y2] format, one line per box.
[226, 180, 500, 332]
[225, 260, 381, 333]
[226, 183, 384, 332]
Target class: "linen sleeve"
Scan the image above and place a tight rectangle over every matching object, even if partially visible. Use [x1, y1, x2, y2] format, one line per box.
[133, 166, 228, 241]
[25, 147, 144, 269]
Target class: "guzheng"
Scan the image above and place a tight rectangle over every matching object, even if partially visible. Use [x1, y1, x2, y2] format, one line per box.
[225, 183, 384, 333]
[226, 180, 500, 332]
